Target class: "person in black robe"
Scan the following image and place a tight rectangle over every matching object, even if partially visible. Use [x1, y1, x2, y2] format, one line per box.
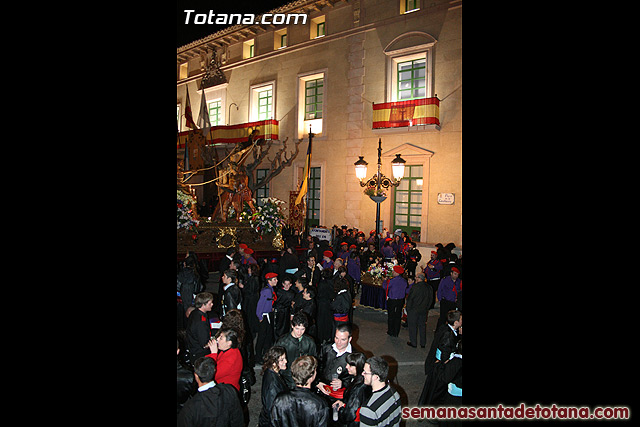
[331, 352, 372, 427]
[330, 277, 352, 334]
[404, 241, 422, 279]
[274, 276, 295, 340]
[177, 357, 243, 427]
[279, 245, 300, 277]
[300, 255, 321, 288]
[243, 263, 262, 340]
[186, 293, 214, 364]
[316, 268, 336, 346]
[270, 355, 329, 427]
[177, 256, 202, 312]
[295, 285, 317, 339]
[440, 339, 462, 427]
[315, 323, 353, 406]
[259, 346, 289, 427]
[418, 310, 462, 405]
[220, 269, 242, 319]
[177, 339, 196, 414]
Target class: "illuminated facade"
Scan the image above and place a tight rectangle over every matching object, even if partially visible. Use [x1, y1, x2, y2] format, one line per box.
[177, 0, 462, 246]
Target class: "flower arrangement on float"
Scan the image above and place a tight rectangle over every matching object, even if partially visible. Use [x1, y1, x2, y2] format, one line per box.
[177, 191, 199, 232]
[239, 197, 287, 236]
[366, 260, 397, 280]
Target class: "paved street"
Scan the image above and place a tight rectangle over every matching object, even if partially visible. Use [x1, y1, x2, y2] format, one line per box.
[204, 274, 439, 425]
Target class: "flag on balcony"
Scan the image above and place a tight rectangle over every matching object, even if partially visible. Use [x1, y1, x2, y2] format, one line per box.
[184, 87, 197, 130]
[177, 119, 279, 150]
[209, 119, 279, 144]
[295, 136, 312, 206]
[197, 89, 211, 137]
[372, 97, 440, 129]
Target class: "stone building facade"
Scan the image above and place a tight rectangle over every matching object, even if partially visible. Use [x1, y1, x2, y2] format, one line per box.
[177, 0, 462, 247]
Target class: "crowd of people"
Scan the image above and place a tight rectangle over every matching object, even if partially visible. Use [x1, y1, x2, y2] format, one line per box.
[177, 226, 463, 426]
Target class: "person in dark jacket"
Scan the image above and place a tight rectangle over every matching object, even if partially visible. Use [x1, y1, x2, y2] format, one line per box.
[404, 241, 422, 279]
[331, 352, 371, 427]
[300, 255, 321, 288]
[259, 346, 289, 427]
[316, 269, 336, 346]
[274, 275, 295, 340]
[186, 292, 214, 364]
[243, 263, 262, 339]
[177, 256, 202, 311]
[440, 339, 462, 427]
[177, 357, 244, 427]
[270, 355, 329, 427]
[220, 269, 242, 319]
[406, 272, 433, 348]
[275, 312, 318, 389]
[216, 247, 236, 314]
[316, 323, 353, 404]
[177, 339, 196, 414]
[295, 285, 317, 339]
[418, 310, 462, 406]
[279, 245, 300, 277]
[331, 277, 352, 332]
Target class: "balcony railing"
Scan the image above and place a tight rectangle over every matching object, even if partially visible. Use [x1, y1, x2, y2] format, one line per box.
[372, 97, 440, 129]
[177, 119, 279, 150]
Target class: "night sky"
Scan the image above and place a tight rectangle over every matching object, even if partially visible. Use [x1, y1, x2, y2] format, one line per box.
[177, 0, 290, 48]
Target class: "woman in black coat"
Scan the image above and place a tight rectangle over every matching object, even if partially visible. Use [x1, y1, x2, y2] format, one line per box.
[258, 346, 288, 427]
[331, 352, 371, 427]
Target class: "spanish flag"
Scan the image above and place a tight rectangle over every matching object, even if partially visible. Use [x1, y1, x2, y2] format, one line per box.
[372, 97, 440, 129]
[295, 138, 312, 206]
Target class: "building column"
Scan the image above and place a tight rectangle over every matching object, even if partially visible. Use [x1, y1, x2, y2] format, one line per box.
[344, 32, 366, 229]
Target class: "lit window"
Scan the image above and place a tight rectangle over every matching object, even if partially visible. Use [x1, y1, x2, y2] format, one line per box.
[310, 16, 325, 39]
[243, 40, 255, 59]
[401, 0, 420, 14]
[207, 100, 221, 126]
[397, 59, 426, 100]
[304, 78, 323, 120]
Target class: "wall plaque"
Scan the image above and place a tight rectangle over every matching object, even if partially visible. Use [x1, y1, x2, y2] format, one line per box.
[437, 193, 455, 205]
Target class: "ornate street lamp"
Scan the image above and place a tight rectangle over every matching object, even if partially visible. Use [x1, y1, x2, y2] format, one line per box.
[354, 138, 406, 249]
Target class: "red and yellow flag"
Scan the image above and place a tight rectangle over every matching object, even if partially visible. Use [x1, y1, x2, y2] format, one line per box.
[372, 97, 440, 129]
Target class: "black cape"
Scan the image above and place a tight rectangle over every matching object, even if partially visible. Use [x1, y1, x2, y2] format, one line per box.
[177, 382, 243, 427]
[270, 386, 329, 427]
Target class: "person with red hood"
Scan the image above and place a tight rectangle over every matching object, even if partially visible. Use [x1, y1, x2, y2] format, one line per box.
[321, 250, 334, 272]
[241, 247, 258, 266]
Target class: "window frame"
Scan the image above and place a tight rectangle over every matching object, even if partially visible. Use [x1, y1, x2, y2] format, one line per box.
[385, 45, 434, 103]
[249, 81, 276, 122]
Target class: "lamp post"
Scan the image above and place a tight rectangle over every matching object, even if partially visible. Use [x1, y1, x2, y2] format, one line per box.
[354, 138, 406, 249]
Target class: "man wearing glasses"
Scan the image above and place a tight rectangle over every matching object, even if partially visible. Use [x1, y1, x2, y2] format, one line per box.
[359, 356, 402, 427]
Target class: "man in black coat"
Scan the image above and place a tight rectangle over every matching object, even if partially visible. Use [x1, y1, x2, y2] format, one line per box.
[220, 269, 242, 319]
[406, 272, 433, 348]
[178, 357, 243, 427]
[186, 292, 214, 364]
[270, 355, 329, 427]
[274, 276, 295, 340]
[177, 339, 196, 414]
[177, 256, 202, 311]
[275, 312, 317, 389]
[315, 323, 353, 403]
[217, 248, 236, 296]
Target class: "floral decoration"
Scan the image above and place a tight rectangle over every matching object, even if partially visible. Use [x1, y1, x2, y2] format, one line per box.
[177, 190, 199, 232]
[366, 260, 397, 280]
[239, 197, 287, 235]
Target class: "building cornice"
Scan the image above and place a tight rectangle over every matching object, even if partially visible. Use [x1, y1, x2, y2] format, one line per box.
[177, 0, 343, 63]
